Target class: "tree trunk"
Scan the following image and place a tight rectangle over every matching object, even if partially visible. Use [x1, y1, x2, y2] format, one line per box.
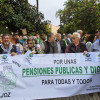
[25, 0, 28, 8]
[36, 0, 39, 13]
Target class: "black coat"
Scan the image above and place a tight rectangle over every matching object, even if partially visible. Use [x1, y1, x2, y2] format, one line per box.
[65, 43, 87, 53]
[43, 41, 58, 54]
[0, 45, 17, 54]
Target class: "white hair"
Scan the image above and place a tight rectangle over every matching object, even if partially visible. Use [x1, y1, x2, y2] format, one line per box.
[73, 32, 80, 39]
[23, 36, 27, 40]
[56, 33, 61, 37]
[77, 30, 83, 34]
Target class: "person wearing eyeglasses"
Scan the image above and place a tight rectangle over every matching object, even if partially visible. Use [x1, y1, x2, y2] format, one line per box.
[65, 32, 88, 53]
[0, 34, 18, 56]
[23, 38, 42, 54]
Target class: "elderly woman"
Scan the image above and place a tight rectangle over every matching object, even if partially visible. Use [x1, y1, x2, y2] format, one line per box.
[23, 38, 42, 54]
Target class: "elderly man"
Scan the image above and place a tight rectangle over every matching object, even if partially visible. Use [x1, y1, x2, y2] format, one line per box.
[43, 33, 58, 54]
[65, 32, 87, 53]
[55, 33, 66, 53]
[67, 34, 72, 43]
[0, 34, 18, 56]
[77, 30, 83, 42]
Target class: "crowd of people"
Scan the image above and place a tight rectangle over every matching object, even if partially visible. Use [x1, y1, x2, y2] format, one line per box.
[0, 30, 100, 97]
[0, 30, 100, 56]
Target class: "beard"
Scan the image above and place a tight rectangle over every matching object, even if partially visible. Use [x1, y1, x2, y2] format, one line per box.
[4, 42, 9, 46]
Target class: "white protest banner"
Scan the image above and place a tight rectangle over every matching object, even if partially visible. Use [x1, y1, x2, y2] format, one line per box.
[0, 52, 100, 100]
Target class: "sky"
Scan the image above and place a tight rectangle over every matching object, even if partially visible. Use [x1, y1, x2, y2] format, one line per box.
[28, 0, 67, 26]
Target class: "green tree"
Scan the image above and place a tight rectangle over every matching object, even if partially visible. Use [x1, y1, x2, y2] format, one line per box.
[0, 0, 51, 34]
[56, 0, 100, 34]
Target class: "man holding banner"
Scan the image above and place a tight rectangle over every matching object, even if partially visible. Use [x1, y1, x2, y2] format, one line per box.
[65, 32, 88, 53]
[0, 34, 18, 56]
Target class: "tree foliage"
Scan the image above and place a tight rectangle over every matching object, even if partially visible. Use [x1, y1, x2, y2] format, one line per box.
[56, 0, 100, 34]
[0, 0, 51, 34]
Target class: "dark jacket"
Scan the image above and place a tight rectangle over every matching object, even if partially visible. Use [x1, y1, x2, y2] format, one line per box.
[0, 45, 17, 54]
[56, 40, 66, 53]
[43, 41, 58, 54]
[65, 42, 88, 53]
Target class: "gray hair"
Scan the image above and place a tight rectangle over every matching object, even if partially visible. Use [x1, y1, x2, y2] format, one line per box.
[67, 34, 71, 37]
[73, 32, 80, 39]
[2, 34, 11, 39]
[56, 33, 61, 37]
[23, 36, 27, 40]
[77, 30, 83, 34]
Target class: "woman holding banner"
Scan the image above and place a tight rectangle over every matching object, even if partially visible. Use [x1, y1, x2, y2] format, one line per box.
[23, 38, 42, 54]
